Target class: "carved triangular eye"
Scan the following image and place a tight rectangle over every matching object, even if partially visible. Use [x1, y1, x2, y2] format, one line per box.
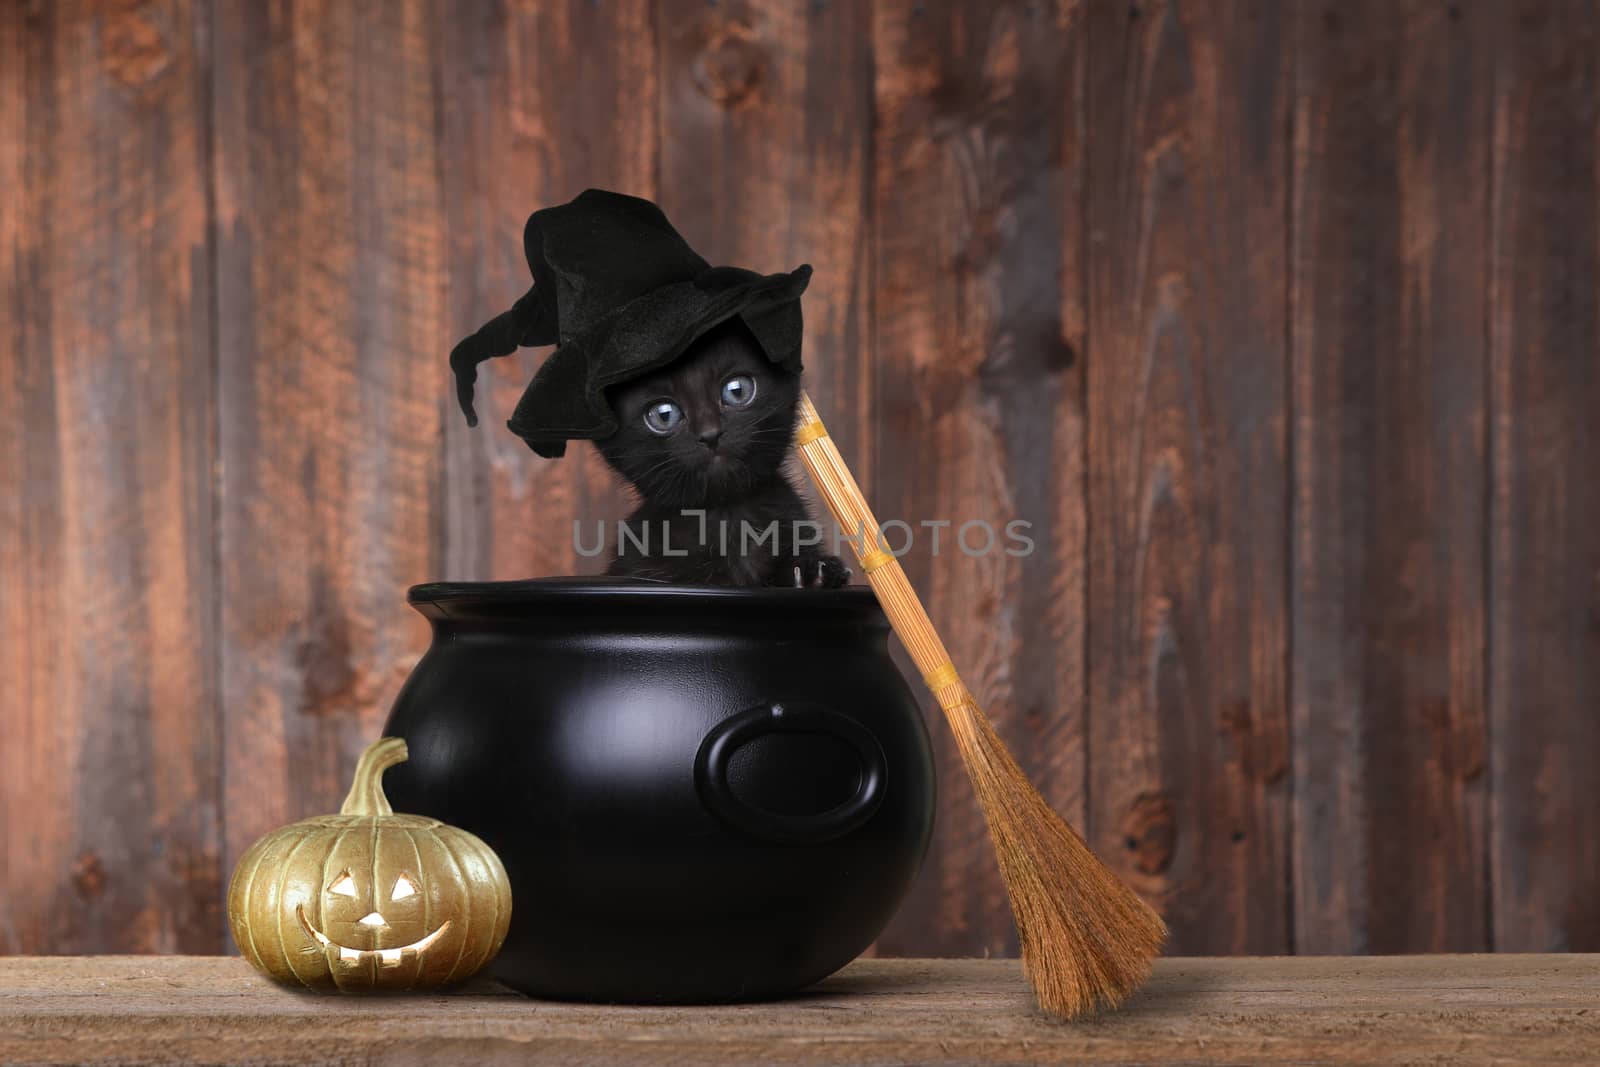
[391, 874, 417, 901]
[328, 872, 358, 898]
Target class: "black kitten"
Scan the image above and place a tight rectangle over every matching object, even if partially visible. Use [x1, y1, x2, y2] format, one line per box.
[596, 320, 850, 588]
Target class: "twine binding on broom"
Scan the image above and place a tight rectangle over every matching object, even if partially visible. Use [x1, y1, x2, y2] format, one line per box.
[792, 419, 830, 447]
[793, 392, 1167, 1017]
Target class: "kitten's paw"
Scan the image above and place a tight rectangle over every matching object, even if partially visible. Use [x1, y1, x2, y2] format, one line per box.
[817, 554, 852, 588]
[770, 554, 852, 588]
[806, 554, 852, 589]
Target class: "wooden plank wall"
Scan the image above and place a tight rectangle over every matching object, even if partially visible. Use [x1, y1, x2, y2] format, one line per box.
[1, 0, 221, 954]
[1, 0, 1596, 959]
[1086, 0, 1292, 955]
[1291, 0, 1492, 955]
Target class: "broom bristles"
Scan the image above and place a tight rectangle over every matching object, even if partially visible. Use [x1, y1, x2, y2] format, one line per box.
[951, 700, 1167, 1015]
[793, 391, 1166, 1017]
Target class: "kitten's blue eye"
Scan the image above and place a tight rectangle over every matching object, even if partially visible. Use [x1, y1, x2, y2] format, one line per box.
[721, 375, 757, 408]
[643, 400, 682, 435]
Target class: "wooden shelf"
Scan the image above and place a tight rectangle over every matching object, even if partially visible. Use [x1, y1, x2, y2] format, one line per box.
[2, 955, 1596, 1064]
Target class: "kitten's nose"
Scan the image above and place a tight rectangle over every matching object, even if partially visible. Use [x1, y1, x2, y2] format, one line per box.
[697, 428, 722, 450]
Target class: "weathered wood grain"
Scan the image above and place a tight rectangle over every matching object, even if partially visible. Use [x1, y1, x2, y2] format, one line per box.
[1086, 0, 1292, 954]
[3, 956, 1598, 1065]
[657, 0, 874, 472]
[654, 0, 880, 950]
[212, 0, 446, 891]
[1290, 0, 1492, 954]
[1489, 0, 1600, 953]
[869, 0, 1087, 958]
[437, 0, 653, 581]
[0, 0, 221, 953]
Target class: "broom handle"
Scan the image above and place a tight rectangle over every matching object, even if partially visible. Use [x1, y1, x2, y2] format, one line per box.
[794, 393, 976, 725]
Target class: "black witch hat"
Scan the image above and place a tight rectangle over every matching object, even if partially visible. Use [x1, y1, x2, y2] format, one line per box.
[450, 189, 812, 459]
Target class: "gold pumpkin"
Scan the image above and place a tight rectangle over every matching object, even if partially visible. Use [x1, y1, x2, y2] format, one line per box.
[228, 737, 512, 991]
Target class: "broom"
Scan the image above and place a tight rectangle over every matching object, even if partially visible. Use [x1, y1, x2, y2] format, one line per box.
[793, 392, 1167, 1017]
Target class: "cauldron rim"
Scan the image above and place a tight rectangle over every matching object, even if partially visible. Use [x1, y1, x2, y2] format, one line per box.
[408, 576, 885, 623]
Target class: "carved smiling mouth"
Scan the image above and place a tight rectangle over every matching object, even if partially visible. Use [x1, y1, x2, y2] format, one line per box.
[297, 905, 451, 965]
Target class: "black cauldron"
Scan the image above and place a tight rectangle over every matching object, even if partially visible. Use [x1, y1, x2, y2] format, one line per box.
[380, 578, 936, 1003]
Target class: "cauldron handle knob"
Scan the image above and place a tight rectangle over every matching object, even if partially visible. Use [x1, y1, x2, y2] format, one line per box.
[693, 702, 887, 844]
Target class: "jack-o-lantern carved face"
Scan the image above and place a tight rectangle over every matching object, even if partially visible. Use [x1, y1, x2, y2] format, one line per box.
[297, 864, 452, 967]
[228, 738, 512, 992]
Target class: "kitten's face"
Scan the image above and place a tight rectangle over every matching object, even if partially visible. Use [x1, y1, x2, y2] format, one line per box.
[597, 319, 799, 507]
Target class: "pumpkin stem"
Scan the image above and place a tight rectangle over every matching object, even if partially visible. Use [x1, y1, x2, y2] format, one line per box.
[340, 737, 408, 816]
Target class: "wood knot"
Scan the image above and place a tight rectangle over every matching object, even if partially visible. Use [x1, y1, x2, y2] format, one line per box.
[295, 599, 362, 718]
[102, 5, 173, 93]
[1021, 703, 1046, 731]
[692, 24, 766, 107]
[977, 320, 1076, 392]
[1421, 698, 1486, 783]
[1121, 793, 1177, 876]
[71, 851, 107, 898]
[1220, 699, 1288, 785]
